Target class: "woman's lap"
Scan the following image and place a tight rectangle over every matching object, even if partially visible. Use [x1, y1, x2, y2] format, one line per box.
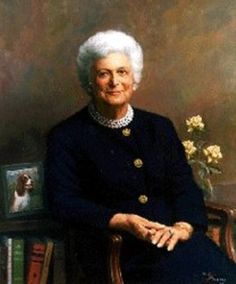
[122, 232, 236, 283]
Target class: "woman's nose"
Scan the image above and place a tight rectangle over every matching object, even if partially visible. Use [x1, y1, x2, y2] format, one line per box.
[110, 74, 119, 86]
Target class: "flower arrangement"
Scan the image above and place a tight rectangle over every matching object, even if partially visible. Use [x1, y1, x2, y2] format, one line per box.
[182, 115, 223, 198]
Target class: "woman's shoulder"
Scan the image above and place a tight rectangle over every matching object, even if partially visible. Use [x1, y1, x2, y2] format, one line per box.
[134, 107, 173, 128]
[134, 108, 180, 143]
[47, 106, 89, 139]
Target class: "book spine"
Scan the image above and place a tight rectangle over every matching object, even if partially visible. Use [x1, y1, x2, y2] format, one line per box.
[52, 241, 66, 284]
[12, 238, 24, 284]
[39, 240, 54, 284]
[27, 242, 46, 284]
[0, 237, 8, 284]
[7, 238, 12, 284]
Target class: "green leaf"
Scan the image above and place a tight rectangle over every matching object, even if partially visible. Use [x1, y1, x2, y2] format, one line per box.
[197, 160, 207, 167]
[209, 167, 222, 175]
[197, 161, 210, 175]
[188, 160, 196, 165]
[198, 169, 206, 179]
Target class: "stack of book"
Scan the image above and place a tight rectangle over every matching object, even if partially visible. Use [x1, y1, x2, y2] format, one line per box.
[0, 236, 66, 284]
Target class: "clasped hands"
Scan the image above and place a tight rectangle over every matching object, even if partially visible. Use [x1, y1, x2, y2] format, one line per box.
[109, 213, 193, 251]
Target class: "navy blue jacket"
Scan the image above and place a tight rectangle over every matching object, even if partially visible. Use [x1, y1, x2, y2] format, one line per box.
[45, 106, 210, 280]
[45, 106, 207, 230]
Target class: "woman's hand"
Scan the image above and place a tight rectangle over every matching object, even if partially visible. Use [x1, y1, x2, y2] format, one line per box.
[150, 222, 193, 251]
[108, 213, 165, 242]
[109, 214, 193, 251]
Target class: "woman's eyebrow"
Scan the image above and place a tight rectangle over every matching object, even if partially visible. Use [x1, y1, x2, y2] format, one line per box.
[96, 66, 129, 71]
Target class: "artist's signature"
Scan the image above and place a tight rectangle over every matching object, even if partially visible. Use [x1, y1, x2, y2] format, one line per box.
[202, 272, 226, 283]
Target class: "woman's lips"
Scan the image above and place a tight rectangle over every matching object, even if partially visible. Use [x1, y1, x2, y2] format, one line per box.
[107, 91, 122, 95]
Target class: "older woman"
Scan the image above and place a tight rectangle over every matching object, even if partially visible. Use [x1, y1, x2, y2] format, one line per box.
[46, 30, 236, 283]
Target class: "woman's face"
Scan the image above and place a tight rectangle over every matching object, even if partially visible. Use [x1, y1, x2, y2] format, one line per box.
[90, 52, 135, 108]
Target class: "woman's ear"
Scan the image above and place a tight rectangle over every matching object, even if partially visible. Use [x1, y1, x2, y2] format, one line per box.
[133, 83, 137, 91]
[85, 82, 93, 95]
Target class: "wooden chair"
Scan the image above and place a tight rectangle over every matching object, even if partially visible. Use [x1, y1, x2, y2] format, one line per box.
[108, 201, 236, 284]
[205, 201, 236, 262]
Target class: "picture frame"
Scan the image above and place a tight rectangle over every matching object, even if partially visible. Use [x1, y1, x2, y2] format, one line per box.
[1, 162, 45, 219]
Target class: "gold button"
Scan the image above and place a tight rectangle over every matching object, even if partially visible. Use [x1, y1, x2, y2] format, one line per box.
[122, 128, 131, 136]
[138, 195, 148, 204]
[134, 158, 143, 168]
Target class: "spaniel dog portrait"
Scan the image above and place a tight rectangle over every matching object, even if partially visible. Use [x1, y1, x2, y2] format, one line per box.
[10, 173, 34, 213]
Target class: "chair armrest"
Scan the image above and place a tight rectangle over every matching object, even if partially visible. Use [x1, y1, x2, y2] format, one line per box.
[205, 201, 236, 262]
[108, 233, 124, 284]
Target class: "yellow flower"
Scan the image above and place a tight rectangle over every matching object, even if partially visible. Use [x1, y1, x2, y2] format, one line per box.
[186, 115, 205, 133]
[182, 140, 197, 160]
[203, 145, 223, 164]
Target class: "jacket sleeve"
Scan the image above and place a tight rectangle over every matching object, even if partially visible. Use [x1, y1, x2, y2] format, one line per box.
[165, 120, 208, 231]
[45, 128, 119, 230]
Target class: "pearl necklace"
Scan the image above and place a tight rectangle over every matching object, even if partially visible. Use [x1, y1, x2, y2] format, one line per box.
[88, 103, 134, 129]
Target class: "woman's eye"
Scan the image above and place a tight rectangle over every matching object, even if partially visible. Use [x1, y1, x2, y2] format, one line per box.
[97, 71, 109, 78]
[118, 69, 127, 76]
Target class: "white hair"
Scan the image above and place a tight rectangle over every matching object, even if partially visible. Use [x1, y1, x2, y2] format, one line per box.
[76, 30, 143, 94]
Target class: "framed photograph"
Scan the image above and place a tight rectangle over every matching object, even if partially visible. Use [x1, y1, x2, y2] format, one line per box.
[1, 162, 45, 218]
